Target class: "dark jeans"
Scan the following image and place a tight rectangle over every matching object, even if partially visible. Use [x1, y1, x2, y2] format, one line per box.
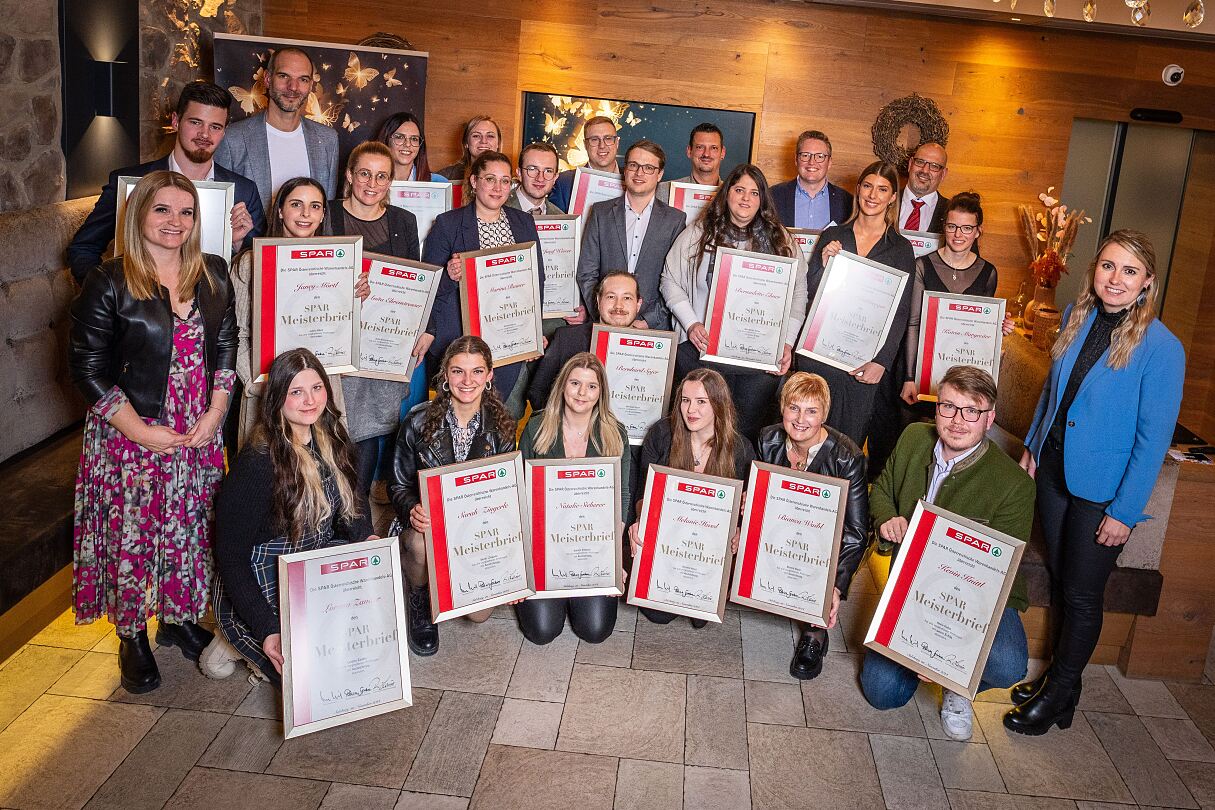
[515, 596, 618, 644]
[353, 435, 386, 500]
[675, 340, 779, 444]
[1036, 437, 1124, 689]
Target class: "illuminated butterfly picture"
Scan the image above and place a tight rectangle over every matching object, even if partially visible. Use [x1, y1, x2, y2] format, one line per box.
[344, 53, 380, 89]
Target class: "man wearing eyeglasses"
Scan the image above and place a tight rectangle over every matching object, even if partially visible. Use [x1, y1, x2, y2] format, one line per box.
[862, 364, 1033, 743]
[900, 142, 950, 234]
[550, 116, 623, 213]
[576, 140, 686, 330]
[770, 130, 853, 230]
[508, 142, 564, 216]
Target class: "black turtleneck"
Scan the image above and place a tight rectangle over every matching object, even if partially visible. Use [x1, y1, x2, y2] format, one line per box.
[1050, 306, 1129, 442]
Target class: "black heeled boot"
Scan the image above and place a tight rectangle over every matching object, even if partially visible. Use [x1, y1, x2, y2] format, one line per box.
[156, 620, 214, 661]
[790, 627, 829, 680]
[407, 585, 439, 656]
[119, 629, 161, 693]
[1003, 678, 1078, 735]
[1011, 670, 1082, 706]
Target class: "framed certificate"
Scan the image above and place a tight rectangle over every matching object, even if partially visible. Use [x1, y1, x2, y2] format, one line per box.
[279, 537, 412, 739]
[702, 247, 799, 372]
[863, 501, 1026, 700]
[789, 228, 822, 265]
[591, 325, 677, 446]
[568, 166, 623, 216]
[251, 237, 362, 381]
[914, 292, 1006, 402]
[901, 229, 942, 258]
[388, 181, 452, 245]
[730, 462, 847, 627]
[667, 181, 717, 226]
[116, 176, 235, 263]
[418, 452, 535, 621]
[352, 253, 442, 382]
[459, 243, 544, 366]
[535, 215, 582, 318]
[627, 465, 744, 623]
[795, 251, 910, 373]
[527, 457, 624, 598]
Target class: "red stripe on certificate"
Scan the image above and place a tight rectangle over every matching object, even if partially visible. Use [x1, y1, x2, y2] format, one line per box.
[362, 256, 373, 274]
[736, 468, 771, 598]
[801, 298, 831, 352]
[532, 467, 547, 590]
[673, 188, 686, 209]
[571, 174, 591, 216]
[918, 295, 940, 396]
[258, 243, 278, 377]
[286, 559, 311, 724]
[427, 476, 454, 613]
[593, 329, 611, 363]
[464, 257, 482, 337]
[705, 253, 733, 356]
[874, 510, 937, 646]
[633, 471, 667, 600]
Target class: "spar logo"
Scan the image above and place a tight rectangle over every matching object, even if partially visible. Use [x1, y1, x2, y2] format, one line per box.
[321, 557, 368, 575]
[394, 191, 427, 199]
[780, 480, 830, 498]
[946, 526, 993, 554]
[742, 260, 777, 274]
[536, 223, 566, 232]
[677, 482, 726, 499]
[456, 468, 507, 486]
[621, 338, 656, 349]
[557, 468, 606, 479]
[382, 267, 420, 281]
[485, 255, 519, 267]
[292, 248, 343, 259]
[692, 192, 713, 201]
[948, 303, 986, 314]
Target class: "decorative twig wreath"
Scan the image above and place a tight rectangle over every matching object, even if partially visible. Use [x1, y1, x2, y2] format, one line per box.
[871, 93, 950, 170]
[358, 32, 417, 50]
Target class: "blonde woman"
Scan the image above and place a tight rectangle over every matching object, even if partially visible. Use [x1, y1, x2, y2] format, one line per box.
[433, 114, 502, 182]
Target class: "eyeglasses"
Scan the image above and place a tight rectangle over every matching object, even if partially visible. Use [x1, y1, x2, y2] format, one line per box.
[624, 161, 660, 176]
[522, 165, 558, 179]
[474, 175, 513, 188]
[912, 157, 946, 173]
[796, 151, 830, 163]
[936, 402, 992, 422]
[586, 135, 619, 147]
[389, 133, 422, 146]
[944, 223, 978, 234]
[354, 169, 392, 185]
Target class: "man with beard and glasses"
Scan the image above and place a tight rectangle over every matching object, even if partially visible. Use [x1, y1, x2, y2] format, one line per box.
[214, 46, 340, 212]
[68, 81, 265, 285]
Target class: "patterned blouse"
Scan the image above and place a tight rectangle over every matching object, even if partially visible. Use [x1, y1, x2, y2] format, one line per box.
[446, 407, 483, 462]
[477, 215, 515, 250]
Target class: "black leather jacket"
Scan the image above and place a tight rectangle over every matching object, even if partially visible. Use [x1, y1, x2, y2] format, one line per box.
[69, 255, 237, 419]
[756, 424, 870, 598]
[389, 400, 517, 523]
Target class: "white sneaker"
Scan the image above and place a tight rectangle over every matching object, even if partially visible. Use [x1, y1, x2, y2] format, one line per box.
[247, 663, 269, 685]
[198, 635, 241, 679]
[941, 690, 974, 741]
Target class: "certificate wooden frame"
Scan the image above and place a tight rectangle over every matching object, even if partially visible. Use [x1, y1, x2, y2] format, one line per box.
[591, 325, 678, 446]
[568, 166, 624, 216]
[418, 452, 536, 622]
[667, 181, 717, 226]
[863, 501, 1025, 700]
[535, 215, 582, 318]
[279, 536, 412, 739]
[116, 176, 235, 263]
[729, 462, 848, 627]
[526, 456, 624, 599]
[627, 464, 744, 623]
[913, 292, 1006, 402]
[251, 237, 362, 381]
[387, 180, 452, 245]
[702, 246, 799, 373]
[351, 253, 443, 383]
[795, 250, 910, 373]
[901, 229, 942, 258]
[459, 242, 544, 366]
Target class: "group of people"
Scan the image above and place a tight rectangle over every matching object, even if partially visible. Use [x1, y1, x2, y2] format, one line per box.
[64, 44, 1185, 744]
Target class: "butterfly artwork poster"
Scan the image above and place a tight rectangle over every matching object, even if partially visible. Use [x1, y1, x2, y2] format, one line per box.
[213, 33, 428, 170]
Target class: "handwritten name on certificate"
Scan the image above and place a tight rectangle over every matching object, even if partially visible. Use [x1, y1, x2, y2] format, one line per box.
[568, 167, 624, 216]
[354, 254, 442, 382]
[730, 463, 847, 627]
[914, 292, 1005, 401]
[592, 325, 677, 446]
[703, 247, 798, 372]
[535, 215, 582, 318]
[863, 502, 1025, 699]
[668, 182, 717, 227]
[461, 243, 544, 366]
[528, 458, 623, 598]
[387, 181, 452, 245]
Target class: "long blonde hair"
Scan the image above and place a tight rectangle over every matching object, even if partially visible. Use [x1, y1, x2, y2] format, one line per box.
[844, 160, 901, 230]
[122, 170, 211, 302]
[533, 353, 624, 457]
[668, 368, 738, 478]
[1052, 229, 1159, 370]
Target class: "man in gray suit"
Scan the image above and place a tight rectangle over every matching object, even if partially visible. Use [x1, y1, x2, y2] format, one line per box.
[214, 46, 340, 212]
[576, 140, 685, 331]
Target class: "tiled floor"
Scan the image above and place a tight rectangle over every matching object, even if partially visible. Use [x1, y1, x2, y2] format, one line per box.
[3, 559, 1215, 810]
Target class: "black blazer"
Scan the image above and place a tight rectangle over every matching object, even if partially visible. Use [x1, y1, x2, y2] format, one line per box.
[770, 180, 853, 231]
[323, 202, 421, 261]
[68, 156, 265, 285]
[526, 321, 593, 411]
[69, 254, 237, 419]
[756, 424, 870, 598]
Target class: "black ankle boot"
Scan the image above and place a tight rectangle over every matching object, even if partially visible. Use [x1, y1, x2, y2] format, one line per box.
[690, 618, 708, 629]
[1003, 678, 1077, 735]
[407, 585, 439, 656]
[155, 620, 214, 661]
[1011, 671, 1082, 706]
[790, 628, 829, 680]
[119, 630, 161, 693]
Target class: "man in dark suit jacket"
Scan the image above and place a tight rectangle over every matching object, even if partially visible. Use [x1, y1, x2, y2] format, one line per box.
[550, 116, 622, 214]
[68, 81, 264, 285]
[899, 142, 950, 234]
[575, 140, 685, 331]
[770, 130, 853, 231]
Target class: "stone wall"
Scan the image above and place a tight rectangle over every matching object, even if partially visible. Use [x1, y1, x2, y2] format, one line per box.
[0, 1, 65, 214]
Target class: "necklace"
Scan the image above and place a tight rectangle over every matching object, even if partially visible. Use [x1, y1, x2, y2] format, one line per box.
[563, 418, 587, 439]
[939, 249, 973, 282]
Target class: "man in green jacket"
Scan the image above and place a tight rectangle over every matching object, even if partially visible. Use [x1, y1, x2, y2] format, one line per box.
[861, 365, 1035, 741]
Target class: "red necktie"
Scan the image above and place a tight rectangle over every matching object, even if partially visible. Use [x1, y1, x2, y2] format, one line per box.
[905, 199, 925, 231]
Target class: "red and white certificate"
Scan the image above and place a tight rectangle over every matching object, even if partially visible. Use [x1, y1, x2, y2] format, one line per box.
[535, 215, 582, 318]
[251, 237, 362, 381]
[387, 181, 452, 245]
[460, 243, 544, 366]
[352, 253, 442, 382]
[901, 229, 942, 258]
[914, 292, 1006, 401]
[789, 228, 822, 266]
[730, 462, 848, 627]
[627, 465, 743, 623]
[418, 452, 535, 622]
[568, 166, 623, 216]
[702, 247, 799, 372]
[527, 457, 623, 598]
[591, 325, 677, 446]
[795, 251, 909, 372]
[667, 181, 717, 226]
[864, 501, 1025, 699]
[279, 537, 411, 739]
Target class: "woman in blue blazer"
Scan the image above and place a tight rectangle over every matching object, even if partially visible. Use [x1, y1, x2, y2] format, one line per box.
[1005, 230, 1185, 735]
[422, 150, 545, 420]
